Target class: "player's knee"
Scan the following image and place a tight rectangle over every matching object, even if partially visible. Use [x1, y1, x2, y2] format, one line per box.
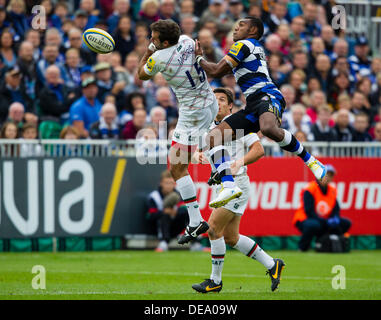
[207, 225, 223, 240]
[224, 235, 239, 247]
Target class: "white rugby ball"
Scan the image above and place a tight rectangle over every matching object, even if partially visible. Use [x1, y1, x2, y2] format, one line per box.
[83, 28, 115, 54]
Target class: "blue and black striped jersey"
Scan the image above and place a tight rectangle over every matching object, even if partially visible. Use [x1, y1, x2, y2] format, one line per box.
[227, 38, 284, 102]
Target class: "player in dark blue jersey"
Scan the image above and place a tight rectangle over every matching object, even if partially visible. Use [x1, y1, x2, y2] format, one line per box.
[195, 16, 327, 208]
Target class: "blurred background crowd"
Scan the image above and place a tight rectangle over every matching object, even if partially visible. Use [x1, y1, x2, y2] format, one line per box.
[0, 0, 381, 145]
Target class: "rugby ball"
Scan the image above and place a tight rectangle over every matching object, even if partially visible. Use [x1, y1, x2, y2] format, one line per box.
[82, 28, 115, 54]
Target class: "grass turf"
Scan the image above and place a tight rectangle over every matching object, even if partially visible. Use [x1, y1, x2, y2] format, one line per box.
[0, 250, 380, 300]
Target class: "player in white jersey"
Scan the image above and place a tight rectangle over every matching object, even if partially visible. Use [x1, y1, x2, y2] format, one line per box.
[192, 88, 285, 293]
[137, 20, 242, 244]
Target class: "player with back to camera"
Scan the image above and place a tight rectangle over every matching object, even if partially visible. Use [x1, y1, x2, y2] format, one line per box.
[192, 87, 285, 293]
[137, 19, 243, 245]
[194, 16, 327, 208]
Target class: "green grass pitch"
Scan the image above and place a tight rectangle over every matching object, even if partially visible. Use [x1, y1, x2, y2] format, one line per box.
[0, 250, 380, 300]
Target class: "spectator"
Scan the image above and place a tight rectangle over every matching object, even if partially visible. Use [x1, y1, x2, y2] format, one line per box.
[72, 9, 90, 31]
[303, 2, 321, 42]
[107, 0, 131, 34]
[293, 164, 351, 252]
[374, 122, 381, 142]
[330, 38, 349, 61]
[19, 123, 43, 157]
[198, 28, 224, 64]
[137, 0, 160, 28]
[351, 91, 371, 117]
[0, 66, 34, 124]
[198, 0, 234, 38]
[180, 14, 197, 39]
[289, 16, 307, 45]
[38, 65, 75, 127]
[227, 0, 245, 21]
[312, 53, 332, 93]
[282, 103, 312, 139]
[332, 93, 355, 124]
[69, 76, 102, 138]
[268, 53, 287, 87]
[159, 0, 179, 24]
[180, 0, 195, 17]
[44, 28, 65, 63]
[113, 15, 136, 64]
[58, 125, 82, 156]
[0, 28, 17, 69]
[146, 170, 189, 252]
[320, 25, 336, 56]
[90, 102, 120, 139]
[280, 84, 296, 110]
[328, 71, 351, 106]
[0, 121, 19, 156]
[310, 105, 337, 142]
[37, 44, 64, 85]
[289, 69, 306, 103]
[148, 106, 167, 139]
[306, 90, 327, 124]
[122, 108, 147, 140]
[349, 36, 371, 78]
[7, 0, 28, 41]
[307, 37, 325, 74]
[25, 29, 42, 62]
[155, 87, 178, 124]
[264, 33, 282, 56]
[67, 27, 96, 66]
[51, 1, 69, 30]
[333, 109, 355, 142]
[7, 102, 25, 131]
[353, 113, 372, 142]
[62, 48, 82, 89]
[265, 1, 288, 33]
[123, 51, 140, 86]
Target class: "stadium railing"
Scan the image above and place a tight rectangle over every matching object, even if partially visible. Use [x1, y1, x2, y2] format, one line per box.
[1, 139, 381, 158]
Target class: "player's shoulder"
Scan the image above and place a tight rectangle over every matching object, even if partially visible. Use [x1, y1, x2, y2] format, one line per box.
[179, 34, 194, 44]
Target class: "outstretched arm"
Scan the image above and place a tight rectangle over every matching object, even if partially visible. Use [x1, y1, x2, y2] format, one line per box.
[195, 40, 237, 79]
[137, 43, 157, 80]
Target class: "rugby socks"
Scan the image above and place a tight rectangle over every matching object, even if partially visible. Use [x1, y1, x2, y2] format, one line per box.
[210, 237, 226, 285]
[278, 129, 313, 164]
[176, 175, 202, 227]
[209, 145, 235, 189]
[233, 235, 275, 270]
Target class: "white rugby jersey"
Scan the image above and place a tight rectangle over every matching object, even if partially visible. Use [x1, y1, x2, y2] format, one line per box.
[209, 114, 260, 176]
[143, 35, 216, 116]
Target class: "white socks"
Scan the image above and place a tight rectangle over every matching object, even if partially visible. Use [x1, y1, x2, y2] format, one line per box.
[210, 237, 226, 284]
[233, 234, 275, 270]
[176, 175, 202, 227]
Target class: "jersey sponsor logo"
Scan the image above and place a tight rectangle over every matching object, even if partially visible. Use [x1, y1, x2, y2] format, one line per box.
[229, 42, 243, 56]
[234, 203, 240, 209]
[146, 57, 156, 71]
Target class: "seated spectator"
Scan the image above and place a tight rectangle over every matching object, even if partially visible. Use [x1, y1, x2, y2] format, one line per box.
[277, 23, 292, 57]
[264, 33, 282, 56]
[333, 94, 355, 124]
[307, 37, 325, 74]
[268, 53, 287, 87]
[89, 103, 120, 139]
[7, 0, 28, 41]
[155, 87, 178, 124]
[19, 123, 43, 157]
[180, 14, 197, 39]
[311, 53, 332, 93]
[113, 15, 136, 63]
[107, 0, 131, 35]
[122, 108, 147, 140]
[353, 113, 372, 142]
[280, 84, 296, 110]
[0, 66, 34, 124]
[7, 102, 25, 132]
[348, 36, 371, 78]
[293, 165, 351, 252]
[282, 103, 312, 139]
[119, 91, 146, 126]
[137, 0, 160, 28]
[146, 170, 189, 252]
[301, 77, 322, 107]
[310, 105, 338, 142]
[351, 91, 371, 117]
[289, 69, 306, 103]
[333, 109, 355, 142]
[36, 44, 65, 85]
[25, 29, 42, 62]
[159, 0, 179, 23]
[67, 27, 96, 66]
[0, 121, 19, 156]
[328, 71, 351, 107]
[62, 48, 82, 89]
[265, 1, 288, 33]
[39, 65, 76, 126]
[0, 28, 17, 68]
[303, 3, 322, 42]
[374, 122, 381, 142]
[148, 106, 167, 139]
[198, 28, 224, 64]
[58, 125, 82, 156]
[69, 77, 102, 138]
[306, 90, 328, 124]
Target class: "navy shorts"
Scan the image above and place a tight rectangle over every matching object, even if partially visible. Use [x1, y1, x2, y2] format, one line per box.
[224, 94, 286, 136]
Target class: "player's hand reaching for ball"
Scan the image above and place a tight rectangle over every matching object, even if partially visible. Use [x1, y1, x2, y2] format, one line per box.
[195, 39, 203, 57]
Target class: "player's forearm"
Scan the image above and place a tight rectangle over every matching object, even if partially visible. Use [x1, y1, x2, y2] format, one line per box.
[199, 59, 220, 78]
[243, 142, 265, 166]
[137, 50, 153, 80]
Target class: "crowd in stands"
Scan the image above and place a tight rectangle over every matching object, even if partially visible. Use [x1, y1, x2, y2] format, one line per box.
[0, 0, 381, 146]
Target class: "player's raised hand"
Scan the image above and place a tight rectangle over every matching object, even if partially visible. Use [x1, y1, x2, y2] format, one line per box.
[195, 39, 203, 56]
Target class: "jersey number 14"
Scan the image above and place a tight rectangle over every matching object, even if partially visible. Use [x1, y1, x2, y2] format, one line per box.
[185, 62, 206, 88]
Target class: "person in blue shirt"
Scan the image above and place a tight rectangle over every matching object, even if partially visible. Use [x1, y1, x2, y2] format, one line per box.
[69, 76, 102, 138]
[348, 36, 372, 78]
[195, 16, 326, 208]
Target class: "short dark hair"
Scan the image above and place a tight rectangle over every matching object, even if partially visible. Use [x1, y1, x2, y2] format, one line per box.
[214, 87, 234, 105]
[150, 19, 181, 45]
[244, 16, 264, 40]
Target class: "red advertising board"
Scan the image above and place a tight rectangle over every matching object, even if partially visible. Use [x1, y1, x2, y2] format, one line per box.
[189, 158, 381, 236]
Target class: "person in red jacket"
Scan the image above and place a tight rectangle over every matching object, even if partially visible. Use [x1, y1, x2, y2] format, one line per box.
[293, 164, 352, 251]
